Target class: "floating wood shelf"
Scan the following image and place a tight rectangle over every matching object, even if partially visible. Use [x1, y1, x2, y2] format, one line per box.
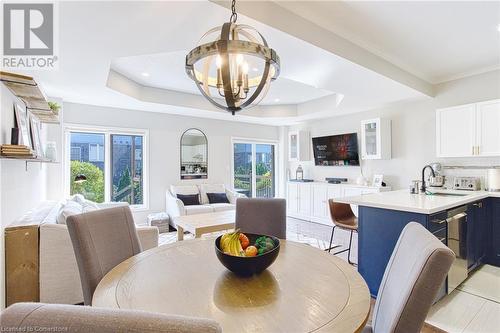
[0, 71, 59, 124]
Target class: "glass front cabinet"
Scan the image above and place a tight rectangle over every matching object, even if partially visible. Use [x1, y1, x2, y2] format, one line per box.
[360, 118, 392, 160]
[288, 131, 310, 162]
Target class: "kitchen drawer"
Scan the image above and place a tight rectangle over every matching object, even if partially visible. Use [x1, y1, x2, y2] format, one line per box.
[428, 211, 448, 233]
[432, 227, 447, 244]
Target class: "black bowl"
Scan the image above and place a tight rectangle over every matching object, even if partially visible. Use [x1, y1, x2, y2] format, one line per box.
[215, 233, 280, 276]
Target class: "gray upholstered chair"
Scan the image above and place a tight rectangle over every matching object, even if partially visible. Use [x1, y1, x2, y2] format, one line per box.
[0, 302, 222, 333]
[66, 206, 142, 305]
[363, 222, 455, 333]
[235, 198, 286, 239]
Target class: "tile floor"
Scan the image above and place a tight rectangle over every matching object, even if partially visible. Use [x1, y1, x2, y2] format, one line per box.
[427, 265, 500, 333]
[159, 217, 499, 333]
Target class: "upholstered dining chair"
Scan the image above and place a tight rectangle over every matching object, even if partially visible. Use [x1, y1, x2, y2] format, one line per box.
[0, 302, 222, 333]
[235, 198, 286, 239]
[66, 206, 142, 305]
[326, 199, 358, 264]
[363, 222, 455, 333]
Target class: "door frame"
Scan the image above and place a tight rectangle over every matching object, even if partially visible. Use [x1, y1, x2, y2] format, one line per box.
[231, 137, 279, 198]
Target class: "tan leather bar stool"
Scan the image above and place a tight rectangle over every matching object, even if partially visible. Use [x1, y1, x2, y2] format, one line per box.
[325, 199, 358, 265]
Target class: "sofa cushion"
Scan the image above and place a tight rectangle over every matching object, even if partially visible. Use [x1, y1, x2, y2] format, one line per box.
[184, 205, 214, 215]
[170, 185, 199, 196]
[177, 194, 200, 206]
[210, 203, 235, 212]
[71, 194, 99, 211]
[199, 184, 225, 204]
[207, 192, 230, 204]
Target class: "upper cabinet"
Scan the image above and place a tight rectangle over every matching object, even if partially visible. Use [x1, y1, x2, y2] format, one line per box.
[288, 130, 310, 161]
[476, 100, 500, 156]
[436, 99, 500, 158]
[360, 118, 391, 160]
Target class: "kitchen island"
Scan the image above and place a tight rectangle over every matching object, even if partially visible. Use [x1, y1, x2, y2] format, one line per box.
[336, 189, 500, 298]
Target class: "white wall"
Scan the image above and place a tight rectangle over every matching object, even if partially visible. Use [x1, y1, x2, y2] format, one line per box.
[287, 70, 500, 189]
[61, 102, 280, 224]
[0, 85, 51, 309]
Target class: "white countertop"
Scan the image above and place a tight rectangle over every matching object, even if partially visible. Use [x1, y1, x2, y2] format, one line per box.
[335, 189, 500, 214]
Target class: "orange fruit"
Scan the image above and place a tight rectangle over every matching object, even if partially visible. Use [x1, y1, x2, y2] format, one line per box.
[245, 245, 258, 257]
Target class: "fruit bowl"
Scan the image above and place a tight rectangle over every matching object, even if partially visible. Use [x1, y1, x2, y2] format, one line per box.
[215, 233, 280, 276]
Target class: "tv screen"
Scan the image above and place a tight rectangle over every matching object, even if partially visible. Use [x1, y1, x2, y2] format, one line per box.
[312, 133, 360, 166]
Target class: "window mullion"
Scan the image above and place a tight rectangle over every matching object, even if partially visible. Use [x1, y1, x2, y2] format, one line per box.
[104, 133, 111, 202]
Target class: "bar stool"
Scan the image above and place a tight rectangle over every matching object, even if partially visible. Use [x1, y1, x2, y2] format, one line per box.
[325, 199, 358, 265]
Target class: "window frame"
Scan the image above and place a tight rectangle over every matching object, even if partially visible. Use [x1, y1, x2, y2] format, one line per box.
[231, 137, 279, 198]
[64, 123, 149, 211]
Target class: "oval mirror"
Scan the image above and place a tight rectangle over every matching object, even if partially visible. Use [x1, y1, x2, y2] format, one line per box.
[180, 128, 208, 180]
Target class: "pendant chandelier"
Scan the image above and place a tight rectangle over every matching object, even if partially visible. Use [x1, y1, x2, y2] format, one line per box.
[185, 0, 280, 115]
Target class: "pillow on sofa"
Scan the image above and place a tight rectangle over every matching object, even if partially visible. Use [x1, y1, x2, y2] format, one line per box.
[56, 201, 83, 225]
[199, 184, 226, 204]
[177, 194, 200, 206]
[71, 194, 99, 212]
[207, 192, 230, 204]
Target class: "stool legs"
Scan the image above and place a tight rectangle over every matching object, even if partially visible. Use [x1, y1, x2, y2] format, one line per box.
[325, 226, 357, 265]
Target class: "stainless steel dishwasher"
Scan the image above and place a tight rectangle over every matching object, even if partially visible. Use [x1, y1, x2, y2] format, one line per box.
[447, 205, 468, 294]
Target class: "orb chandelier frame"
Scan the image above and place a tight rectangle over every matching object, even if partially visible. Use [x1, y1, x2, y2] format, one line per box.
[185, 0, 280, 115]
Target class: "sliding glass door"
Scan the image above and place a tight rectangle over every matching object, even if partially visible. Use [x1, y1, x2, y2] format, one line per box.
[233, 141, 276, 198]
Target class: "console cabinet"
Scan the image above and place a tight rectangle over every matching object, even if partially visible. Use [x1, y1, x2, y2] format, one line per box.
[287, 182, 390, 225]
[490, 198, 500, 266]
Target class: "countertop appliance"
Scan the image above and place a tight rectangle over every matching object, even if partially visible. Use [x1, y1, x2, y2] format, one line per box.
[486, 169, 500, 192]
[453, 177, 481, 191]
[446, 205, 468, 294]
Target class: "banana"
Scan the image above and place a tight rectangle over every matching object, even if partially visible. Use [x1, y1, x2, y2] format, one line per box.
[220, 231, 246, 256]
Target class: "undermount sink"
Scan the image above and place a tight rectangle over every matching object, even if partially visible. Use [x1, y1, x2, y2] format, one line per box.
[427, 192, 470, 197]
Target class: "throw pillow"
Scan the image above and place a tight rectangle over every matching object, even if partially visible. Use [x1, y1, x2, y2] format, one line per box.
[206, 192, 230, 204]
[176, 194, 200, 206]
[56, 201, 83, 225]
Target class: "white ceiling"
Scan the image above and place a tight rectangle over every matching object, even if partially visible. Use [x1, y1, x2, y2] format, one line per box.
[111, 51, 334, 105]
[8, 1, 497, 125]
[276, 1, 500, 84]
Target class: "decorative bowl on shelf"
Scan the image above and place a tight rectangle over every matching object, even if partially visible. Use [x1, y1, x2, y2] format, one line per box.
[215, 233, 280, 276]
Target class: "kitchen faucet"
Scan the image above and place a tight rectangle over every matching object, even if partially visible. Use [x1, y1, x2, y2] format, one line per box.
[421, 164, 436, 193]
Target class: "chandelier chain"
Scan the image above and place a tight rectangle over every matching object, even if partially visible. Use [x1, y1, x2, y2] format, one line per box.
[230, 0, 237, 23]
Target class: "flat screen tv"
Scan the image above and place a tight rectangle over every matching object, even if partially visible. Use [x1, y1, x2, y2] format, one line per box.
[312, 133, 360, 166]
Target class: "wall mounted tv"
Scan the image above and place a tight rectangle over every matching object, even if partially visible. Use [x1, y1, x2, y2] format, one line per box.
[312, 133, 360, 166]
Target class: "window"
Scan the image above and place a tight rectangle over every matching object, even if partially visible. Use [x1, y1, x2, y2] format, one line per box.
[66, 126, 148, 209]
[111, 135, 143, 205]
[232, 140, 277, 198]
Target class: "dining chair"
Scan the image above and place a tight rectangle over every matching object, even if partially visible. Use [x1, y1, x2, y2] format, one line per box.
[0, 302, 222, 333]
[235, 198, 286, 239]
[326, 199, 358, 265]
[66, 206, 142, 305]
[363, 222, 455, 333]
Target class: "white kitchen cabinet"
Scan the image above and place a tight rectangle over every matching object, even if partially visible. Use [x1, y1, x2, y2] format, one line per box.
[436, 99, 500, 158]
[287, 182, 390, 225]
[360, 118, 391, 160]
[287, 183, 299, 214]
[288, 131, 310, 162]
[476, 100, 500, 156]
[312, 185, 328, 219]
[298, 183, 311, 216]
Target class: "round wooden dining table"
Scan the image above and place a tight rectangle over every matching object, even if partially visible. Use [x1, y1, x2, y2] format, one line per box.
[93, 239, 371, 333]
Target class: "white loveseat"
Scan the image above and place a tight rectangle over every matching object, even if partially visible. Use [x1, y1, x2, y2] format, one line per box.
[6, 200, 159, 305]
[166, 184, 245, 224]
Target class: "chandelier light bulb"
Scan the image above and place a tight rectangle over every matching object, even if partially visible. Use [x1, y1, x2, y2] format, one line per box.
[185, 0, 280, 115]
[236, 54, 244, 65]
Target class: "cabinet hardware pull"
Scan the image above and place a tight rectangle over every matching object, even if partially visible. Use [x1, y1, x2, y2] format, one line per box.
[431, 219, 446, 224]
[473, 202, 482, 208]
[438, 237, 446, 242]
[477, 146, 480, 155]
[472, 146, 474, 155]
